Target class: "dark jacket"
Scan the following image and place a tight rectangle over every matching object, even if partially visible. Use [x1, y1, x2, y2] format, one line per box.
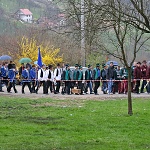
[146, 66, 150, 79]
[62, 69, 72, 80]
[19, 66, 25, 76]
[101, 69, 107, 80]
[120, 67, 128, 79]
[134, 66, 142, 79]
[141, 65, 148, 79]
[85, 69, 92, 80]
[106, 66, 115, 79]
[92, 68, 100, 80]
[78, 70, 83, 80]
[73, 69, 79, 80]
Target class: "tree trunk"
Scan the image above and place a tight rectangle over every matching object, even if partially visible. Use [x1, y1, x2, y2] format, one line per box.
[127, 67, 133, 115]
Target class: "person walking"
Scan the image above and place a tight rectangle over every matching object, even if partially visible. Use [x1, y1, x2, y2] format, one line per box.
[7, 64, 18, 93]
[78, 65, 84, 95]
[84, 64, 93, 94]
[54, 63, 62, 93]
[0, 64, 4, 92]
[47, 65, 55, 94]
[134, 62, 142, 94]
[120, 66, 128, 94]
[116, 66, 122, 94]
[30, 65, 37, 93]
[140, 60, 148, 93]
[106, 62, 115, 95]
[21, 65, 32, 94]
[92, 63, 101, 95]
[1, 62, 9, 87]
[146, 63, 150, 94]
[36, 64, 48, 94]
[62, 64, 72, 95]
[72, 64, 79, 88]
[101, 64, 108, 94]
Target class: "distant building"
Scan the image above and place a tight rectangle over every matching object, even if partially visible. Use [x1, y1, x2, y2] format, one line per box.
[15, 9, 33, 23]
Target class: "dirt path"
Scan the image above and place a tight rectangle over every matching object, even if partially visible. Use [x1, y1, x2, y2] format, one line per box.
[0, 85, 150, 100]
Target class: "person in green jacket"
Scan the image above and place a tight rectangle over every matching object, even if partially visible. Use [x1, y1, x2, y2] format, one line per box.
[62, 64, 72, 95]
[92, 63, 101, 95]
[78, 65, 84, 95]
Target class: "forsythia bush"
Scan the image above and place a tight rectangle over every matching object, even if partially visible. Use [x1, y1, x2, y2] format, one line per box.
[16, 36, 63, 66]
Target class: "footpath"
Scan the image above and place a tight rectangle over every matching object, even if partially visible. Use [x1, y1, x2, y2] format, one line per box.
[0, 85, 150, 100]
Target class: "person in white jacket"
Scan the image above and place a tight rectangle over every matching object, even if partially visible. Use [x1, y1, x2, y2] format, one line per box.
[35, 64, 48, 94]
[54, 63, 62, 93]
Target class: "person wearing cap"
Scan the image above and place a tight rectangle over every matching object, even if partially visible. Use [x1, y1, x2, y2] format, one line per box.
[101, 64, 108, 94]
[106, 62, 115, 95]
[72, 64, 79, 88]
[120, 66, 128, 94]
[62, 64, 72, 95]
[78, 65, 84, 95]
[85, 64, 93, 94]
[35, 64, 48, 94]
[7, 64, 18, 93]
[115, 66, 122, 94]
[30, 65, 37, 93]
[92, 63, 101, 95]
[134, 62, 142, 94]
[54, 63, 62, 94]
[140, 60, 148, 93]
[131, 62, 137, 93]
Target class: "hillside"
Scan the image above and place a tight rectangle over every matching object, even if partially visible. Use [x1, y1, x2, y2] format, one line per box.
[0, 0, 61, 35]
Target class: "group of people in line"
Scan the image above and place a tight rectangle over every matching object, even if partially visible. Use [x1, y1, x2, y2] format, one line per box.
[0, 60, 150, 95]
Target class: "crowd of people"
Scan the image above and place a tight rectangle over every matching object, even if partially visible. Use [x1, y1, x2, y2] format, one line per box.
[0, 60, 150, 95]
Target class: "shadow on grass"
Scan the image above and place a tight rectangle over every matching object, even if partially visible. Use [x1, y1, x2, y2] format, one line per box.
[21, 116, 64, 125]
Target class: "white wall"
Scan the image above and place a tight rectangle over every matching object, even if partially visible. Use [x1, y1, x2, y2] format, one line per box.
[19, 14, 33, 23]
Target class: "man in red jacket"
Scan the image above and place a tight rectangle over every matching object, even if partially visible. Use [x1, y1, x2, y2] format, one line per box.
[140, 60, 148, 93]
[146, 64, 150, 94]
[134, 62, 142, 94]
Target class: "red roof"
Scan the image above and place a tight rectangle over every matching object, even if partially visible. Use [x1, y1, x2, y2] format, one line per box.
[20, 9, 32, 15]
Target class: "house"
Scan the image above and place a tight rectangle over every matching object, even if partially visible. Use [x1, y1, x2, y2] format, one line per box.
[16, 9, 33, 23]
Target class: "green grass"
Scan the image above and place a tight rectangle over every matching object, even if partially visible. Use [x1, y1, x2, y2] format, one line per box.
[0, 96, 150, 150]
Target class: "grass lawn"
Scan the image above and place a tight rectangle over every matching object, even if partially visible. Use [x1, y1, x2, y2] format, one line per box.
[0, 96, 150, 150]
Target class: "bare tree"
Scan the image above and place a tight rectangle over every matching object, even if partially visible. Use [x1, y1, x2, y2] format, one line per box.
[62, 0, 150, 115]
[98, 0, 150, 115]
[101, 0, 150, 33]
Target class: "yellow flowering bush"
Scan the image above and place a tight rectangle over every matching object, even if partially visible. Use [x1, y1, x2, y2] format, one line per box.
[16, 36, 63, 66]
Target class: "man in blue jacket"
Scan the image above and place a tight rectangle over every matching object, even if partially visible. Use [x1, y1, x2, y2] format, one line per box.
[1, 62, 8, 87]
[0, 64, 4, 92]
[21, 65, 32, 94]
[7, 64, 18, 93]
[30, 65, 37, 93]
